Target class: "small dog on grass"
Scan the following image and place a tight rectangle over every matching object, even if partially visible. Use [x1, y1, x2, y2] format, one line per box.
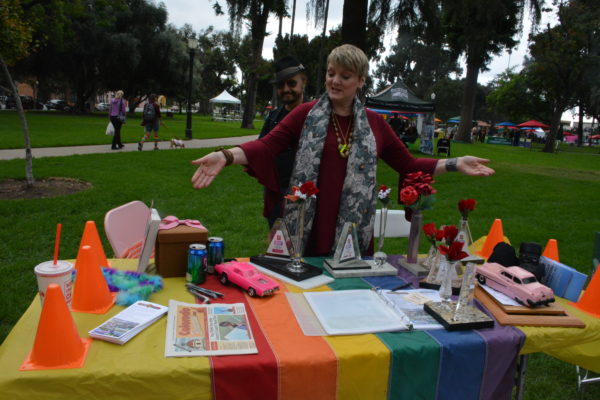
[170, 138, 185, 149]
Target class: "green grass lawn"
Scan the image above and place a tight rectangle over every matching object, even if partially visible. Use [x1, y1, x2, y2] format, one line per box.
[0, 110, 262, 148]
[0, 112, 599, 399]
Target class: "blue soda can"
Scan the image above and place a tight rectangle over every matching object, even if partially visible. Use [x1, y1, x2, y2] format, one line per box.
[187, 243, 207, 284]
[207, 237, 224, 274]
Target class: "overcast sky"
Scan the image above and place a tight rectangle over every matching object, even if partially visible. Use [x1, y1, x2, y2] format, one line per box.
[160, 0, 557, 85]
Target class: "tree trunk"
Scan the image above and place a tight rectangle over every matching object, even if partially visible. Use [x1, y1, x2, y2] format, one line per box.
[455, 60, 479, 142]
[241, 2, 270, 129]
[542, 109, 561, 153]
[315, 0, 330, 95]
[0, 54, 34, 186]
[341, 0, 367, 52]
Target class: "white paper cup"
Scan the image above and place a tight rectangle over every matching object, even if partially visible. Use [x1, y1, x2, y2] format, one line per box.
[34, 260, 74, 308]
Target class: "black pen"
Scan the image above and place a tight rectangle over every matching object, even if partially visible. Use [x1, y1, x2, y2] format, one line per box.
[391, 282, 413, 291]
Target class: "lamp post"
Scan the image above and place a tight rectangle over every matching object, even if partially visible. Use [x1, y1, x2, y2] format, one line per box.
[185, 38, 198, 139]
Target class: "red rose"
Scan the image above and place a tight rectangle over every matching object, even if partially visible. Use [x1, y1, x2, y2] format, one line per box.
[379, 184, 389, 192]
[403, 171, 434, 187]
[423, 223, 436, 238]
[400, 186, 419, 206]
[300, 181, 319, 197]
[458, 198, 477, 215]
[438, 240, 469, 261]
[414, 183, 436, 196]
[435, 229, 445, 241]
[443, 225, 459, 243]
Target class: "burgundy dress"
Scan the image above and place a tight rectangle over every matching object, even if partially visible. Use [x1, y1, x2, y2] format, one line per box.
[240, 101, 438, 256]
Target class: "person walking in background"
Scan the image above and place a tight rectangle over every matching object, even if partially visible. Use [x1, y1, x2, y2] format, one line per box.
[138, 94, 162, 151]
[109, 90, 126, 150]
[258, 56, 308, 227]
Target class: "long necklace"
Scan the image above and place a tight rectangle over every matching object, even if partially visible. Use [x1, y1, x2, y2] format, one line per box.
[331, 111, 353, 158]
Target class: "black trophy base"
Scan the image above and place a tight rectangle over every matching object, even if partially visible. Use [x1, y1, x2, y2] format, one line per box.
[419, 279, 462, 296]
[250, 255, 323, 282]
[424, 301, 494, 331]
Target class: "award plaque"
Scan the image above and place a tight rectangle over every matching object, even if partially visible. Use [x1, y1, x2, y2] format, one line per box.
[250, 219, 322, 281]
[323, 223, 398, 278]
[423, 263, 494, 331]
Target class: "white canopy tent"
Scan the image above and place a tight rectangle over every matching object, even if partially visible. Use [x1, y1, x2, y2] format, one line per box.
[209, 90, 241, 121]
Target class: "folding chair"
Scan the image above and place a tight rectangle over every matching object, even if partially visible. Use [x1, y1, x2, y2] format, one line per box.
[103, 200, 151, 258]
[437, 138, 451, 156]
[374, 209, 411, 238]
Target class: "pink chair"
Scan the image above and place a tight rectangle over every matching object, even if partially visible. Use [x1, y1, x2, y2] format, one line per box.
[104, 201, 151, 258]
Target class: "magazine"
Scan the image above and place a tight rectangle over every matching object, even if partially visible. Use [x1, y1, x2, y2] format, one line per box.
[164, 300, 258, 357]
[89, 301, 168, 345]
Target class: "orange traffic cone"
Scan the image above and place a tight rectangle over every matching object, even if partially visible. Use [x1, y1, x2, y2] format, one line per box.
[20, 284, 91, 370]
[72, 245, 116, 314]
[477, 219, 506, 259]
[76, 220, 109, 270]
[542, 239, 560, 262]
[570, 265, 600, 318]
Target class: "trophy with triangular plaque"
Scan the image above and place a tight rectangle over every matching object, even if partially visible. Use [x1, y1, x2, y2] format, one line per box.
[250, 218, 322, 281]
[323, 222, 398, 278]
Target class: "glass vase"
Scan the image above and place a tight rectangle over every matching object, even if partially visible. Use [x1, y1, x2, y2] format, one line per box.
[425, 248, 443, 283]
[438, 258, 458, 303]
[373, 206, 388, 267]
[422, 244, 437, 269]
[458, 217, 473, 247]
[287, 202, 306, 273]
[406, 210, 422, 264]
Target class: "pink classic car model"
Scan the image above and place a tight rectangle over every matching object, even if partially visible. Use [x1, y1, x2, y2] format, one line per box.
[215, 261, 279, 297]
[476, 262, 555, 306]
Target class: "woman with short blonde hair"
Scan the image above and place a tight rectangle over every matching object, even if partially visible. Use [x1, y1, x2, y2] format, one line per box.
[191, 44, 494, 256]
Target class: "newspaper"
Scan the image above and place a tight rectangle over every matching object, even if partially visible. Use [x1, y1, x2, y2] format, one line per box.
[165, 300, 258, 357]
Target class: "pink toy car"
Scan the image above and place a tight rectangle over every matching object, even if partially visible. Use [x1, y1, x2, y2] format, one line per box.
[476, 262, 555, 306]
[215, 261, 279, 297]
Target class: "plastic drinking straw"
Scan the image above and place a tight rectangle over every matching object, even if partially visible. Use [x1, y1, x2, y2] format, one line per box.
[53, 223, 62, 266]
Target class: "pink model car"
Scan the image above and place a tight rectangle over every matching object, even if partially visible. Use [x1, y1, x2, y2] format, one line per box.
[215, 261, 279, 297]
[476, 262, 555, 306]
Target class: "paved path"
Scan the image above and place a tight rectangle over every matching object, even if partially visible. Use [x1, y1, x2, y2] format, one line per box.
[0, 135, 257, 160]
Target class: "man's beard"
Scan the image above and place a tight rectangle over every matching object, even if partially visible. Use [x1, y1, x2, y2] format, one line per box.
[281, 91, 301, 105]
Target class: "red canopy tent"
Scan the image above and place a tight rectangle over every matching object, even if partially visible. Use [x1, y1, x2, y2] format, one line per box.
[517, 120, 550, 129]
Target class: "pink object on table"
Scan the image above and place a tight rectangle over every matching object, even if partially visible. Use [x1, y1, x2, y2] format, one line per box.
[159, 215, 205, 231]
[476, 262, 555, 307]
[215, 261, 279, 297]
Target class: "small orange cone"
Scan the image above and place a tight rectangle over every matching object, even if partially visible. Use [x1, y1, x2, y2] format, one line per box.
[570, 265, 600, 318]
[72, 245, 116, 314]
[542, 239, 560, 262]
[76, 220, 109, 270]
[477, 219, 505, 259]
[20, 284, 91, 370]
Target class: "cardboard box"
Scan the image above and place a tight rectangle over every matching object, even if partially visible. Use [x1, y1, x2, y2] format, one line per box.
[155, 225, 208, 277]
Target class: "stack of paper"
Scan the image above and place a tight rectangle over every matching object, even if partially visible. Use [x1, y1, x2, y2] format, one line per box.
[89, 301, 168, 345]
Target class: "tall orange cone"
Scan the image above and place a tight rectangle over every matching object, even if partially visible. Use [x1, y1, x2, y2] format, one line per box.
[477, 219, 505, 259]
[20, 284, 91, 370]
[570, 265, 600, 318]
[72, 245, 116, 314]
[76, 220, 109, 270]
[542, 239, 560, 262]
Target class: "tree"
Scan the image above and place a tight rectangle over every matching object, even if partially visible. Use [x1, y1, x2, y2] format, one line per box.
[526, 1, 597, 152]
[0, 0, 66, 186]
[213, 0, 286, 129]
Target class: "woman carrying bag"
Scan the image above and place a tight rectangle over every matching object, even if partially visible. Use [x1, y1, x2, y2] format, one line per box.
[109, 90, 126, 150]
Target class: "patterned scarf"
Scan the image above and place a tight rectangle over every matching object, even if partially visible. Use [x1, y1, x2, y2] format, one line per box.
[284, 93, 377, 255]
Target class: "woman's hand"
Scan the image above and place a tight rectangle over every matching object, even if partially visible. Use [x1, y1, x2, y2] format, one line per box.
[191, 152, 227, 189]
[458, 156, 495, 176]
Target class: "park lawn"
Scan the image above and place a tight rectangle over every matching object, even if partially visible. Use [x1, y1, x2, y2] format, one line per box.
[0, 138, 599, 398]
[0, 110, 263, 149]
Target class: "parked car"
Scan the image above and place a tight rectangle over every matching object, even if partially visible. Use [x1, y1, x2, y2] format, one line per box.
[45, 99, 71, 111]
[476, 262, 555, 306]
[95, 102, 109, 111]
[215, 261, 279, 297]
[5, 96, 43, 110]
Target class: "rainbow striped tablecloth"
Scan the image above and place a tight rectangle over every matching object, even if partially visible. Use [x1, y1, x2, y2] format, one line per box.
[1, 257, 597, 400]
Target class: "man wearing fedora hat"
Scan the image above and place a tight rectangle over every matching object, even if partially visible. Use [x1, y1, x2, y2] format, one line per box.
[258, 55, 308, 227]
